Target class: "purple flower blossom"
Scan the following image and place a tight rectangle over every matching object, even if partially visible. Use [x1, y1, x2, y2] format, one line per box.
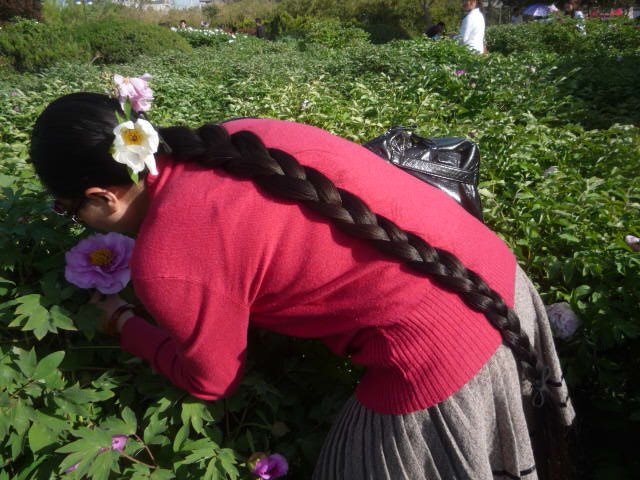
[543, 166, 559, 177]
[12, 105, 20, 112]
[64, 435, 128, 473]
[113, 73, 154, 112]
[65, 233, 134, 294]
[111, 435, 128, 451]
[545, 302, 581, 339]
[455, 69, 467, 76]
[625, 235, 640, 252]
[253, 454, 288, 479]
[10, 90, 18, 96]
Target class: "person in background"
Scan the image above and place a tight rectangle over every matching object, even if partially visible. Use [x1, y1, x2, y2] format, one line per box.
[459, 0, 485, 54]
[561, 0, 585, 31]
[255, 18, 265, 39]
[511, 7, 524, 24]
[425, 21, 446, 39]
[178, 19, 187, 29]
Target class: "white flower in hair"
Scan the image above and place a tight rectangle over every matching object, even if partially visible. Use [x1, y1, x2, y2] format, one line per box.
[112, 118, 159, 176]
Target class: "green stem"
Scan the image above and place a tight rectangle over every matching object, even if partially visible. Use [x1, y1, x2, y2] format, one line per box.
[133, 433, 156, 465]
[119, 451, 157, 470]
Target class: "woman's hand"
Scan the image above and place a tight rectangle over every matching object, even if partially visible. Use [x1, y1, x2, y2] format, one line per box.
[90, 292, 135, 335]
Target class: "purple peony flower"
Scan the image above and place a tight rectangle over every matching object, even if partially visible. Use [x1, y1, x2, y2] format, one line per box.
[625, 235, 640, 252]
[65, 233, 134, 294]
[545, 302, 581, 340]
[10, 90, 18, 96]
[64, 435, 128, 473]
[113, 73, 154, 112]
[455, 69, 467, 76]
[253, 454, 288, 479]
[111, 435, 128, 451]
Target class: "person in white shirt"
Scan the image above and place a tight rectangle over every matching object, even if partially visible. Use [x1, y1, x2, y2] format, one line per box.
[459, 0, 485, 54]
[511, 7, 524, 24]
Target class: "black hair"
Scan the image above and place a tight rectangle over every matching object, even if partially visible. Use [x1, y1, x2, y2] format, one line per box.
[30, 93, 573, 479]
[30, 93, 133, 199]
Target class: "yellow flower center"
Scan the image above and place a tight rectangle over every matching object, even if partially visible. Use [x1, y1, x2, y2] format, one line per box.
[121, 128, 144, 146]
[89, 248, 113, 267]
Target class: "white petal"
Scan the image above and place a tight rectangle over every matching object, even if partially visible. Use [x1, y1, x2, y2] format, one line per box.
[113, 150, 145, 173]
[142, 153, 158, 175]
[135, 119, 160, 152]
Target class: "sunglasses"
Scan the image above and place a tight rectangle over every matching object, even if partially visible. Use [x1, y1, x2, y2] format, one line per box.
[52, 198, 86, 224]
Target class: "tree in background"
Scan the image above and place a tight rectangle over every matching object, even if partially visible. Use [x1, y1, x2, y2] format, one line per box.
[202, 3, 221, 24]
[0, 0, 42, 23]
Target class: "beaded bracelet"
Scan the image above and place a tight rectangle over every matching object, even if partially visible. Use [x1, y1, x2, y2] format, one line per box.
[107, 304, 136, 337]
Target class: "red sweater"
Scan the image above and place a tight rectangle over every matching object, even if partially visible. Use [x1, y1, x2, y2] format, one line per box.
[121, 119, 516, 415]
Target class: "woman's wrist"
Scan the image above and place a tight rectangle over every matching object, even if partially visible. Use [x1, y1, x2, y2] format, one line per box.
[116, 309, 136, 334]
[106, 304, 136, 336]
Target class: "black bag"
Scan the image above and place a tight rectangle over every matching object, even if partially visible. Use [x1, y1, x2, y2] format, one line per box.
[363, 126, 484, 222]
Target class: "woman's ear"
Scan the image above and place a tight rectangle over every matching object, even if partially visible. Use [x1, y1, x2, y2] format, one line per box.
[83, 187, 123, 215]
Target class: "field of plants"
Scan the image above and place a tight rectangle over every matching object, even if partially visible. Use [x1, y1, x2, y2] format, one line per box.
[1, 16, 639, 480]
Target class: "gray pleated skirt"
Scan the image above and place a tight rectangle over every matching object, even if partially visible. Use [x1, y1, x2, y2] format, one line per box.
[313, 266, 575, 480]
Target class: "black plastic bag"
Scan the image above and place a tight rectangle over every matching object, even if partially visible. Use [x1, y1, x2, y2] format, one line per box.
[363, 126, 484, 222]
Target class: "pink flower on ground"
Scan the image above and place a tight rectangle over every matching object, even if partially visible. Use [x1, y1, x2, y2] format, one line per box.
[625, 235, 640, 252]
[252, 454, 288, 479]
[455, 69, 467, 76]
[545, 302, 581, 339]
[64, 435, 128, 473]
[113, 73, 154, 112]
[65, 232, 134, 294]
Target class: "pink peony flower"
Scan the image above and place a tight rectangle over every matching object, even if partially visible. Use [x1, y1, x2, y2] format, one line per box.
[65, 233, 134, 294]
[64, 435, 128, 473]
[625, 235, 640, 252]
[252, 454, 288, 479]
[455, 69, 467, 76]
[545, 302, 581, 339]
[113, 73, 154, 112]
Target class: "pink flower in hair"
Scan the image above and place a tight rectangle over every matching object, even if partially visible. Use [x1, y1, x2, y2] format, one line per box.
[113, 73, 154, 112]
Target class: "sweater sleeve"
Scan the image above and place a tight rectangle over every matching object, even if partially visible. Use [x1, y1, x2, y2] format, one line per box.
[120, 277, 250, 400]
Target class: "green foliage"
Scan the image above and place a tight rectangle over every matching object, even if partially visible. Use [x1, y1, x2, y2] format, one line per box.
[487, 18, 640, 55]
[299, 18, 370, 49]
[0, 18, 191, 73]
[71, 19, 191, 64]
[1, 22, 639, 479]
[0, 18, 89, 72]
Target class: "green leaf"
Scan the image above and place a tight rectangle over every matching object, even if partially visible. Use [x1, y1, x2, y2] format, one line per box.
[144, 416, 169, 446]
[50, 305, 77, 331]
[33, 351, 65, 380]
[88, 448, 119, 480]
[122, 406, 138, 433]
[28, 421, 58, 453]
[173, 423, 189, 452]
[151, 469, 176, 480]
[15, 348, 37, 378]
